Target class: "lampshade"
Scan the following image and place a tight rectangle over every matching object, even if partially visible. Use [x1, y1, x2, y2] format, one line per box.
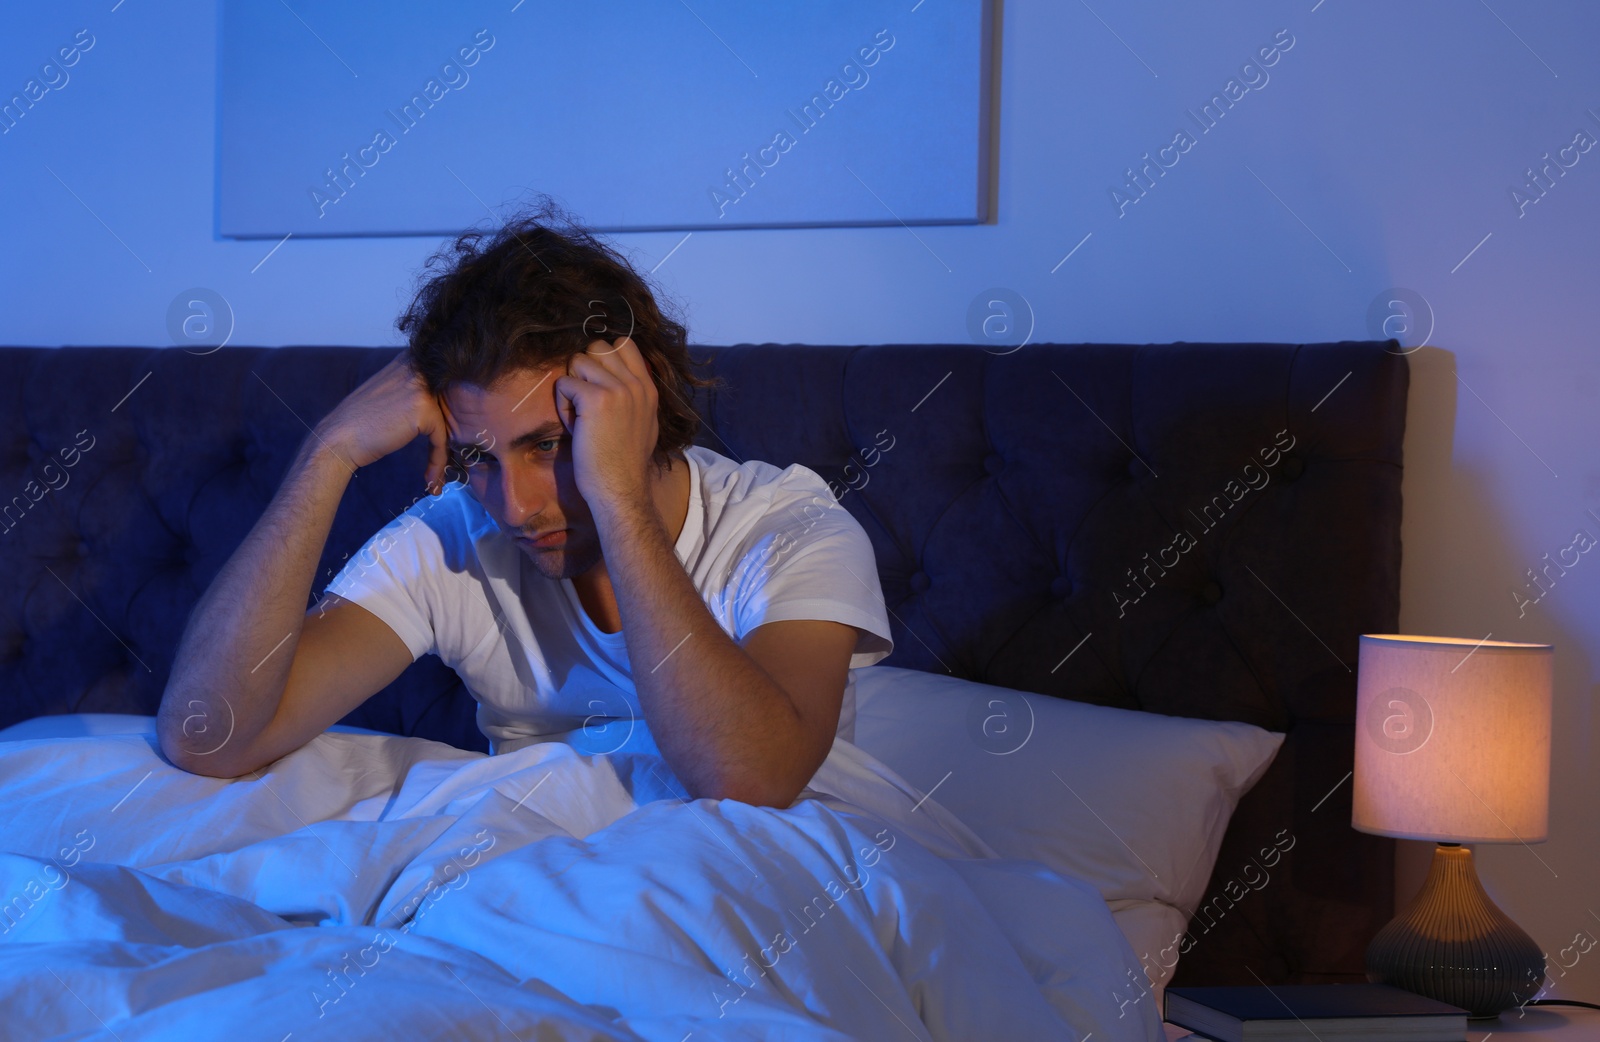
[1352, 634, 1552, 844]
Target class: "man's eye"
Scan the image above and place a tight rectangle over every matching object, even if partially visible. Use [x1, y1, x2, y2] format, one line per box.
[534, 438, 560, 453]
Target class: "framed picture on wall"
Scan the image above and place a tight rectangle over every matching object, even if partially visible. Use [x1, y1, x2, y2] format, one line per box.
[218, 0, 996, 237]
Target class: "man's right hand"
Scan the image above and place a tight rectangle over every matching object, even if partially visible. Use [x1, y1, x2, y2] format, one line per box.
[315, 351, 452, 494]
[161, 350, 450, 777]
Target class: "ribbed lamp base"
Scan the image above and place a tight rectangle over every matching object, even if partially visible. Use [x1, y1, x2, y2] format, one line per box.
[1365, 843, 1545, 1020]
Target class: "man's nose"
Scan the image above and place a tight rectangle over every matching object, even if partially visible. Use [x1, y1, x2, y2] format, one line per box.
[498, 464, 549, 530]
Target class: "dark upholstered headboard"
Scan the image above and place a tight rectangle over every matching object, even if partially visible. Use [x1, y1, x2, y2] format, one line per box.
[0, 341, 1407, 988]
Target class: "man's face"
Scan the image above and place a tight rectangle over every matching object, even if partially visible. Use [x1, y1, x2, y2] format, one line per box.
[443, 363, 603, 582]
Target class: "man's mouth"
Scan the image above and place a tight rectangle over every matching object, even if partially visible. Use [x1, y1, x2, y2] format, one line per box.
[517, 530, 568, 548]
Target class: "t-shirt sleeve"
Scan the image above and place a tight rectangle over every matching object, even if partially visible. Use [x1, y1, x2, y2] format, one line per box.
[725, 470, 894, 669]
[322, 508, 443, 663]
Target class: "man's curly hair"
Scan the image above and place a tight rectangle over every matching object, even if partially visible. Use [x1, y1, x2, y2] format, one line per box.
[398, 197, 719, 474]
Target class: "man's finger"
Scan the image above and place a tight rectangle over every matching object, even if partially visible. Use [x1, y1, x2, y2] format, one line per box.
[425, 422, 449, 494]
[553, 373, 583, 433]
[582, 339, 628, 387]
[435, 391, 457, 432]
[421, 382, 454, 493]
[603, 336, 652, 384]
[584, 334, 625, 357]
[567, 351, 624, 388]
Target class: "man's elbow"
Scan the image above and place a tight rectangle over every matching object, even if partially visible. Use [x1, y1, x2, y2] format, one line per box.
[157, 732, 247, 779]
[156, 706, 255, 779]
[694, 770, 806, 809]
[162, 746, 254, 779]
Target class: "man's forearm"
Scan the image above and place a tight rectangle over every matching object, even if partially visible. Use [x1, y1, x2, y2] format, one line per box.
[156, 432, 354, 769]
[595, 500, 810, 805]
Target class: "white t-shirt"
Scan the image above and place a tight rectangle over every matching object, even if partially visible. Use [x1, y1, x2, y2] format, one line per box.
[323, 445, 894, 757]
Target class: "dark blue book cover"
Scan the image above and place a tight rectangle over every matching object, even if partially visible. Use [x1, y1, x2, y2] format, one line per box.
[1166, 984, 1468, 1021]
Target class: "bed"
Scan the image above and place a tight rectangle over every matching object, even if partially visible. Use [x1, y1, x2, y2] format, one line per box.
[0, 339, 1409, 1040]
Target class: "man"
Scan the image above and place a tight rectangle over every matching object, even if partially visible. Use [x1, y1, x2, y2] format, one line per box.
[155, 206, 893, 809]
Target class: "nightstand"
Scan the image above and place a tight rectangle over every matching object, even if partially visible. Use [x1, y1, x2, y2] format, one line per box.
[1162, 1005, 1600, 1042]
[1469, 1004, 1600, 1040]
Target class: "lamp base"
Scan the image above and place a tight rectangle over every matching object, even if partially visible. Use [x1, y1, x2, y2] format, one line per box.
[1365, 842, 1545, 1020]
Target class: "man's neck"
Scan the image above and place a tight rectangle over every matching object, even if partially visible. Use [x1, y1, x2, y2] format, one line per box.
[655, 449, 692, 548]
[571, 450, 691, 633]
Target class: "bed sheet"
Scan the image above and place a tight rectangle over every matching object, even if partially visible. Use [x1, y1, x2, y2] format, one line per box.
[0, 727, 1164, 1041]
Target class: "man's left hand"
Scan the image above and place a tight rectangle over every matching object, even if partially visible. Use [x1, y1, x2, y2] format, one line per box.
[554, 336, 660, 516]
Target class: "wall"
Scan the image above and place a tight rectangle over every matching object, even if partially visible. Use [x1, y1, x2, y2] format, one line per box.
[2, 0, 1597, 1001]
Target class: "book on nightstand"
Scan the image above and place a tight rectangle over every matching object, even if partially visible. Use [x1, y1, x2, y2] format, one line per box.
[1163, 983, 1469, 1042]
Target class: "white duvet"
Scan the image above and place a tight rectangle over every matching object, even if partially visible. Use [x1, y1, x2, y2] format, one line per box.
[0, 728, 1163, 1041]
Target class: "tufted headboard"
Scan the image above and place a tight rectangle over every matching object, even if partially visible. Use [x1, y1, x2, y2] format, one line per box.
[0, 340, 1407, 988]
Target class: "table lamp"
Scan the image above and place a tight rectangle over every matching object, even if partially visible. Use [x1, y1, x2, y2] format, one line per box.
[1352, 633, 1553, 1020]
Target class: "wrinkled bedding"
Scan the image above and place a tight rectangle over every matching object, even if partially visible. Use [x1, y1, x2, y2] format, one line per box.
[0, 728, 1164, 1041]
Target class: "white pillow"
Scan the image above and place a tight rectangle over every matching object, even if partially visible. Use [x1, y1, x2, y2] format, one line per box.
[849, 665, 1284, 915]
[1106, 898, 1189, 1015]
